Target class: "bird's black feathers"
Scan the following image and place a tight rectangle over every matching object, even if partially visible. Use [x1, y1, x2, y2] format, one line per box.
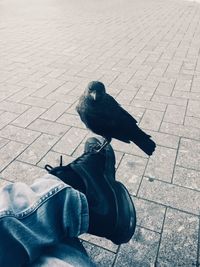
[76, 81, 156, 156]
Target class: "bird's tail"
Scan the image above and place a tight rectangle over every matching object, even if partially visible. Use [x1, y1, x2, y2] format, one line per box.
[131, 127, 156, 156]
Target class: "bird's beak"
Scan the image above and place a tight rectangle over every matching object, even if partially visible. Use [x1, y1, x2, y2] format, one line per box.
[90, 92, 96, 100]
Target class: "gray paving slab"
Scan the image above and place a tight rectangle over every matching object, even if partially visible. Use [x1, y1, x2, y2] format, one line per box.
[17, 133, 59, 165]
[115, 227, 160, 266]
[139, 109, 164, 131]
[139, 177, 200, 215]
[0, 141, 27, 172]
[53, 127, 88, 155]
[28, 118, 69, 136]
[116, 154, 147, 195]
[157, 208, 199, 266]
[173, 166, 200, 191]
[0, 125, 41, 144]
[82, 242, 116, 267]
[176, 138, 200, 171]
[133, 197, 166, 233]
[145, 146, 177, 182]
[1, 160, 46, 184]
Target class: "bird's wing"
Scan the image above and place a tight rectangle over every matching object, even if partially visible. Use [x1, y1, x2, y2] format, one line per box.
[104, 94, 138, 124]
[82, 94, 138, 139]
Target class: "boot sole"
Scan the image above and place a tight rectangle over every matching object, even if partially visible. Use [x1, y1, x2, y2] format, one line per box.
[109, 181, 136, 244]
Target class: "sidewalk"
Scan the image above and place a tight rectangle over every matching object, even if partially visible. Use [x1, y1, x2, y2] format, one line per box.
[0, 0, 200, 265]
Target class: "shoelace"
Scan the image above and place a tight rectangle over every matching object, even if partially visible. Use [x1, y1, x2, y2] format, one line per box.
[45, 155, 63, 172]
[44, 144, 101, 173]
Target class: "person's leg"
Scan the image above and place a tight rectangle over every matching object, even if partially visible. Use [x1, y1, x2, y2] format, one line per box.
[30, 238, 95, 267]
[0, 174, 89, 267]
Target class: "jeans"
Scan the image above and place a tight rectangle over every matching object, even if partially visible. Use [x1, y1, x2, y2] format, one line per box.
[0, 173, 96, 267]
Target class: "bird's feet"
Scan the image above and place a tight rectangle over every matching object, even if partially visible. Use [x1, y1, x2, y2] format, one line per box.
[94, 138, 111, 153]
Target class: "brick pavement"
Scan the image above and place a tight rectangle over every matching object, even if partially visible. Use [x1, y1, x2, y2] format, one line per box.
[0, 0, 200, 265]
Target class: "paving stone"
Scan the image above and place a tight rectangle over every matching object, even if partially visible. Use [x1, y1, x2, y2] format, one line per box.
[186, 100, 200, 118]
[115, 89, 137, 104]
[7, 87, 37, 102]
[54, 81, 78, 95]
[147, 130, 179, 149]
[139, 110, 164, 131]
[152, 95, 187, 106]
[28, 118, 69, 136]
[157, 209, 198, 266]
[0, 89, 18, 102]
[0, 112, 18, 129]
[134, 66, 152, 80]
[131, 99, 166, 111]
[80, 234, 118, 252]
[138, 178, 200, 215]
[163, 104, 186, 124]
[176, 138, 200, 171]
[155, 82, 174, 96]
[0, 137, 9, 149]
[115, 227, 160, 267]
[82, 242, 115, 267]
[134, 197, 166, 233]
[21, 96, 55, 108]
[1, 160, 46, 184]
[184, 116, 200, 129]
[148, 68, 165, 79]
[0, 141, 27, 172]
[174, 79, 192, 92]
[173, 166, 200, 191]
[0, 125, 40, 144]
[57, 113, 86, 128]
[160, 122, 200, 140]
[116, 154, 147, 195]
[172, 90, 200, 101]
[0, 83, 23, 96]
[135, 86, 156, 101]
[11, 106, 45, 128]
[32, 80, 65, 98]
[0, 100, 29, 114]
[145, 146, 177, 182]
[40, 102, 70, 121]
[18, 134, 59, 165]
[53, 127, 88, 155]
[46, 68, 66, 79]
[65, 100, 79, 115]
[46, 92, 78, 104]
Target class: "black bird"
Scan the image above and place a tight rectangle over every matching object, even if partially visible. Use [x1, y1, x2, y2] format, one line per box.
[76, 81, 156, 155]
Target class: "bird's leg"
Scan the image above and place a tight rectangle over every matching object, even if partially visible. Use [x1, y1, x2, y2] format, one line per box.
[96, 137, 111, 153]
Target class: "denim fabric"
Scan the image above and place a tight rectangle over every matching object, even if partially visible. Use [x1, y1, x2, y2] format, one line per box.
[31, 239, 95, 267]
[0, 174, 94, 267]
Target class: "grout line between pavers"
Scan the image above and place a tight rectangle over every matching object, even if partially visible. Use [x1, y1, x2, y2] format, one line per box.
[111, 243, 121, 267]
[197, 218, 200, 266]
[136, 156, 149, 197]
[155, 207, 167, 265]
[170, 136, 181, 184]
